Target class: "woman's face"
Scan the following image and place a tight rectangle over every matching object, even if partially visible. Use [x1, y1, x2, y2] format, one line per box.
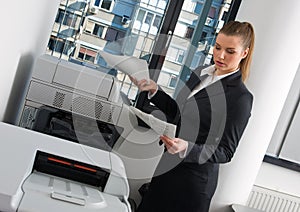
[213, 33, 249, 75]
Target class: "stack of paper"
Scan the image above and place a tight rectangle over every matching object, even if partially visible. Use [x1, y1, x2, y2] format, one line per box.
[98, 50, 150, 82]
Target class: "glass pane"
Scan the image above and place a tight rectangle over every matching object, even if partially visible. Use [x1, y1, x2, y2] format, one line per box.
[46, 0, 169, 102]
[101, 0, 113, 10]
[157, 0, 233, 97]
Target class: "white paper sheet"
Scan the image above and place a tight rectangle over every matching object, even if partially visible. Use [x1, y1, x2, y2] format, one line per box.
[129, 106, 177, 139]
[99, 50, 150, 82]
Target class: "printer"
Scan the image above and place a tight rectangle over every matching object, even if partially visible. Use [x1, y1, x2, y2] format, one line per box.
[0, 122, 131, 212]
[15, 54, 165, 205]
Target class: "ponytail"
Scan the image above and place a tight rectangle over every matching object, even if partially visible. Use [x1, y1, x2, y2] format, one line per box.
[219, 21, 255, 82]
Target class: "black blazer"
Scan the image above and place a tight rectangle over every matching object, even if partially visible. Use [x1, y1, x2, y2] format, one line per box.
[137, 66, 253, 212]
[150, 66, 253, 165]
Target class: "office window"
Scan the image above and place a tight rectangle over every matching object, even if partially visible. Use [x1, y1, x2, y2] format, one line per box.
[265, 64, 300, 172]
[47, 0, 241, 102]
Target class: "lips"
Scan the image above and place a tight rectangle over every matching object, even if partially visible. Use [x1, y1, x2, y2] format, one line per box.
[215, 61, 225, 67]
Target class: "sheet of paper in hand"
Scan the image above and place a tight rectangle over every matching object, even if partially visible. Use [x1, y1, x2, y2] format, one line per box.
[129, 106, 177, 139]
[99, 50, 150, 83]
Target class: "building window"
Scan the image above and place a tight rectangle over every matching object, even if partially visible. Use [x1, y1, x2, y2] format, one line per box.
[85, 21, 94, 33]
[84, 21, 106, 38]
[185, 26, 194, 39]
[55, 9, 63, 23]
[55, 9, 79, 28]
[93, 24, 104, 38]
[94, 0, 114, 11]
[133, 9, 145, 30]
[194, 2, 203, 15]
[144, 12, 154, 25]
[168, 74, 178, 88]
[208, 7, 216, 18]
[149, 0, 158, 6]
[104, 28, 125, 42]
[157, 0, 167, 9]
[48, 37, 64, 53]
[48, 37, 74, 56]
[78, 47, 97, 62]
[137, 9, 146, 22]
[182, 0, 196, 13]
[153, 15, 162, 28]
[166, 47, 185, 64]
[177, 50, 185, 63]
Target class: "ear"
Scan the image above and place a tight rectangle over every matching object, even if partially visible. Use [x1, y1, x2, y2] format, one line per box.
[242, 47, 249, 59]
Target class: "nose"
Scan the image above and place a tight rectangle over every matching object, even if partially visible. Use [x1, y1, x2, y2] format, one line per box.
[219, 51, 225, 59]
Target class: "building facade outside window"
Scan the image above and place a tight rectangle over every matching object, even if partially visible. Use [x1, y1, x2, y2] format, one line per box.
[46, 0, 236, 100]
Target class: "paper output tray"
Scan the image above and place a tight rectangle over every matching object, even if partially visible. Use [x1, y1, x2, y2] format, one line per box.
[18, 172, 128, 212]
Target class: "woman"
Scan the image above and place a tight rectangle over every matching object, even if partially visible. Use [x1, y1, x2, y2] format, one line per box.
[131, 21, 255, 212]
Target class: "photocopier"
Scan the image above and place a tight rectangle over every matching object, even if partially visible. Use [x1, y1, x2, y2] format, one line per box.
[7, 54, 165, 209]
[0, 121, 130, 212]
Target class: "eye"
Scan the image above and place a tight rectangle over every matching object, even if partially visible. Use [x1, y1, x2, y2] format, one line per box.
[215, 45, 221, 50]
[226, 49, 235, 54]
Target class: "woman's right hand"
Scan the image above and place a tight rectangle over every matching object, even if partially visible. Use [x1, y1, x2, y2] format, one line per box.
[129, 76, 158, 95]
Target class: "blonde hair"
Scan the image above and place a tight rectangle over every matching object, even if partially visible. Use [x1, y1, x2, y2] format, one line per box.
[219, 21, 255, 82]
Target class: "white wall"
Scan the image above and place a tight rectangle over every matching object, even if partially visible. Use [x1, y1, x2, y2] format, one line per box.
[0, 0, 60, 122]
[210, 0, 300, 211]
[255, 162, 300, 198]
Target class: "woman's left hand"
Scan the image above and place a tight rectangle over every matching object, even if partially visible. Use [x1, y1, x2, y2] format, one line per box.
[160, 135, 188, 154]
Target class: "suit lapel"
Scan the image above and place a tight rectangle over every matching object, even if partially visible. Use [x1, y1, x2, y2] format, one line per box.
[175, 66, 242, 106]
[188, 70, 242, 101]
[175, 70, 201, 106]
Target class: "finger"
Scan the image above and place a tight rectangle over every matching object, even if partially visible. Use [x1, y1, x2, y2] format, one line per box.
[160, 135, 174, 145]
[161, 139, 172, 148]
[137, 79, 148, 87]
[160, 136, 173, 146]
[129, 76, 137, 85]
[164, 142, 172, 149]
[164, 143, 176, 154]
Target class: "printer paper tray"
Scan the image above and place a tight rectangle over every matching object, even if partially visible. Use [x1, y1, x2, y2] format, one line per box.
[18, 172, 128, 212]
